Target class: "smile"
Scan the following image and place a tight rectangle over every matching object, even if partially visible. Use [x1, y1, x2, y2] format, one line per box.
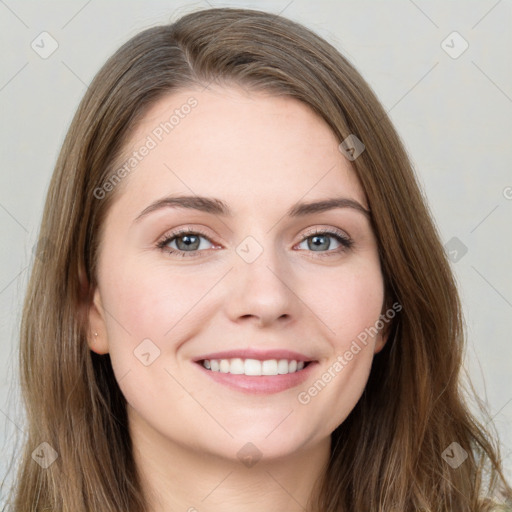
[201, 358, 309, 376]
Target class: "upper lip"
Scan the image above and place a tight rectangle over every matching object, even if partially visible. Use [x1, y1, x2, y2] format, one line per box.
[193, 349, 314, 363]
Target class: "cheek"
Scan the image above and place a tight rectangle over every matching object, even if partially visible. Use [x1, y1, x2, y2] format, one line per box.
[97, 258, 209, 436]
[297, 347, 375, 438]
[102, 249, 385, 373]
[310, 259, 385, 348]
[98, 244, 385, 447]
[100, 256, 211, 344]
[294, 260, 384, 433]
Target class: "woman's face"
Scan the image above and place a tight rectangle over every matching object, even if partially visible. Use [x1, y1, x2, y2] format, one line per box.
[88, 85, 387, 462]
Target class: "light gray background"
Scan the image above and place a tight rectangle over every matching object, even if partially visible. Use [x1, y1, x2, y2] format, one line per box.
[1, 0, 511, 500]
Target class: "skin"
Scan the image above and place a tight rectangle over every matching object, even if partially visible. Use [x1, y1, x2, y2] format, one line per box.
[87, 84, 388, 512]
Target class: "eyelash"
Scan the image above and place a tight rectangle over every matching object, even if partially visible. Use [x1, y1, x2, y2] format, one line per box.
[156, 227, 353, 259]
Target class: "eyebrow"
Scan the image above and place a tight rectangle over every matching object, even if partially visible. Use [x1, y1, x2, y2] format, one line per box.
[133, 195, 371, 223]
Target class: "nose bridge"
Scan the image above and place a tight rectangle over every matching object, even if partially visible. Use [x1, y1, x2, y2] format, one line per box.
[224, 230, 297, 326]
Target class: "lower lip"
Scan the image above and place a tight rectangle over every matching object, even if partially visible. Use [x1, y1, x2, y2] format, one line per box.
[194, 361, 317, 395]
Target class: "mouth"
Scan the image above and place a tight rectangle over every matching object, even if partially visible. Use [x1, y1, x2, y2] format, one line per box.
[192, 350, 317, 394]
[198, 358, 312, 376]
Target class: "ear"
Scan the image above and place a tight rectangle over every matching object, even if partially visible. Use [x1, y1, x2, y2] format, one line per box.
[373, 297, 396, 354]
[373, 327, 389, 354]
[87, 287, 110, 355]
[79, 266, 109, 355]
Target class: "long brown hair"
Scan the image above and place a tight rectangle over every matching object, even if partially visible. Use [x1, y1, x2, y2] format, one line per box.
[3, 7, 511, 511]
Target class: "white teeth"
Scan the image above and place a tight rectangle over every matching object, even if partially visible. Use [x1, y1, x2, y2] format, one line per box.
[244, 359, 262, 375]
[201, 358, 308, 376]
[277, 359, 289, 374]
[262, 359, 278, 375]
[220, 359, 230, 373]
[229, 358, 245, 374]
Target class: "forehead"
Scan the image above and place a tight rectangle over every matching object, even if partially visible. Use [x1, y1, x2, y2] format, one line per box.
[109, 85, 367, 214]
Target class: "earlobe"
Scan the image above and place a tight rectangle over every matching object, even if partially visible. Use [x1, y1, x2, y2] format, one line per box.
[87, 287, 110, 355]
[373, 332, 388, 354]
[374, 295, 396, 354]
[373, 314, 392, 355]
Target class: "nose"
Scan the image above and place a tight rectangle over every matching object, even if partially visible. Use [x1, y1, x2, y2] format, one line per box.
[223, 242, 299, 328]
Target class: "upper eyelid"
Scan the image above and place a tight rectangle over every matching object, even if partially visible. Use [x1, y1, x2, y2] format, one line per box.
[299, 227, 350, 240]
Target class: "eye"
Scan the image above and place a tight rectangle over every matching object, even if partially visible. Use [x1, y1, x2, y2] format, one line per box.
[156, 227, 353, 258]
[296, 228, 353, 257]
[156, 228, 216, 258]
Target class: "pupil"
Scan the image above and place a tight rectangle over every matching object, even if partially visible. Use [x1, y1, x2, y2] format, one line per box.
[310, 235, 329, 251]
[178, 234, 199, 250]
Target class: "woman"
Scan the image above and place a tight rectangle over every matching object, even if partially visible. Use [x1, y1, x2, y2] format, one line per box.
[5, 6, 511, 511]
